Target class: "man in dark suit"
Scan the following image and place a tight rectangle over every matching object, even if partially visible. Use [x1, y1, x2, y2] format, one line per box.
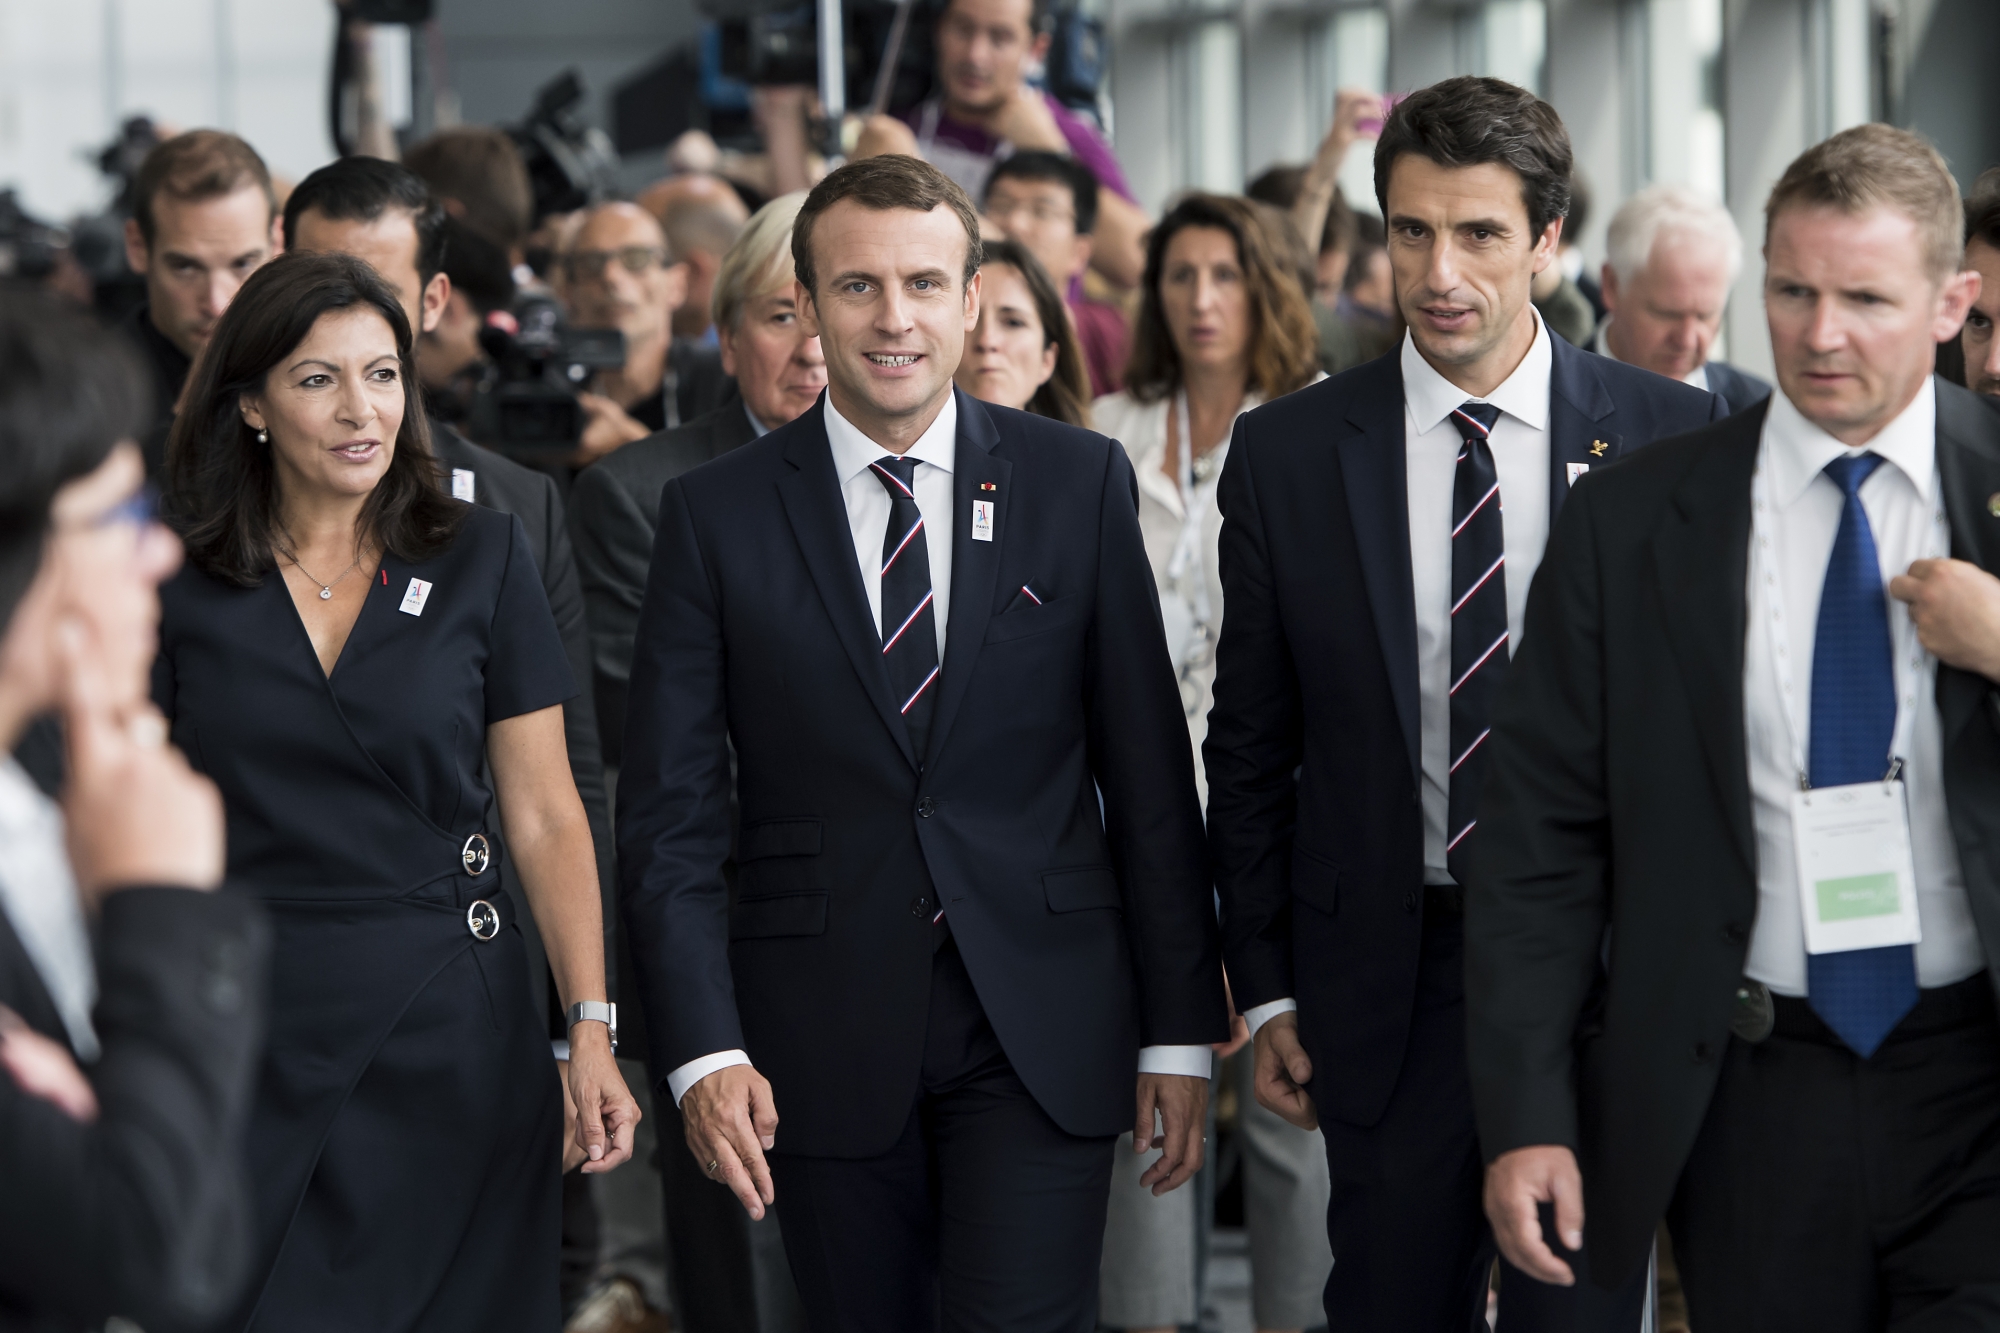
[1203, 77, 1723, 1331]
[1471, 125, 2000, 1329]
[282, 157, 616, 1026]
[1593, 182, 1772, 415]
[572, 190, 825, 1333]
[618, 154, 1227, 1330]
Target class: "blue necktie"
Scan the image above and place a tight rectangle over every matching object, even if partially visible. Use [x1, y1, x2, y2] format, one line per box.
[1805, 452, 1917, 1057]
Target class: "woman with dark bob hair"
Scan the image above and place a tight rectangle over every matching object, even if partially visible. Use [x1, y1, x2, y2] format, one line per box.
[155, 250, 637, 1332]
[951, 236, 1093, 427]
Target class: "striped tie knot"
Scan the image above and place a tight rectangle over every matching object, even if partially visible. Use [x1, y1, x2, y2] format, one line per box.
[1450, 401, 1502, 443]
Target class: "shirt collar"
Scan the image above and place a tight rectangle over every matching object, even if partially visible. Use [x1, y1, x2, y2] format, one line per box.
[1762, 376, 1936, 509]
[744, 401, 771, 438]
[825, 389, 959, 485]
[0, 757, 53, 837]
[1400, 307, 1552, 435]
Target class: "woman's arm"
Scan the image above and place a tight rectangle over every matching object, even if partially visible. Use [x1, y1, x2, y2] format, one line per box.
[489, 704, 639, 1173]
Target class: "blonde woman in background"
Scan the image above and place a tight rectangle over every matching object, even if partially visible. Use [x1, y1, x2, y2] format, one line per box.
[1090, 192, 1326, 1333]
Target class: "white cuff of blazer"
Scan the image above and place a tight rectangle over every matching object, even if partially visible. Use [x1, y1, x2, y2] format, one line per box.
[668, 1043, 1215, 1105]
[1243, 998, 1297, 1037]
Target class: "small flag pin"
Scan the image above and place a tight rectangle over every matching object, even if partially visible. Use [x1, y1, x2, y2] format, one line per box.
[979, 482, 997, 491]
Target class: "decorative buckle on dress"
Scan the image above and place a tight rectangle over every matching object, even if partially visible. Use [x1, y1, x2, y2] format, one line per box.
[461, 832, 492, 877]
[466, 899, 501, 941]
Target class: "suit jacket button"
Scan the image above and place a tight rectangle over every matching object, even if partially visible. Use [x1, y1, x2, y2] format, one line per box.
[1403, 891, 1418, 913]
[1692, 1041, 1714, 1063]
[917, 797, 935, 817]
[1722, 922, 1747, 945]
[912, 897, 930, 916]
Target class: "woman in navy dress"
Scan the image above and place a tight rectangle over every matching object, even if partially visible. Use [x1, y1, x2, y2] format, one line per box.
[154, 251, 638, 1331]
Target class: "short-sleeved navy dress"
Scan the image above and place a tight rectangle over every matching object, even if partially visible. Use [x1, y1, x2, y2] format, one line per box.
[154, 506, 576, 1332]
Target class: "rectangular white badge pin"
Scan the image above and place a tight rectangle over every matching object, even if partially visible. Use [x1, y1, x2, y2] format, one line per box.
[451, 468, 477, 503]
[1566, 462, 1591, 488]
[971, 499, 994, 542]
[399, 578, 433, 616]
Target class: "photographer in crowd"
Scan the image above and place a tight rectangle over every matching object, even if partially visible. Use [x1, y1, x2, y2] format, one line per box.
[118, 130, 282, 473]
[0, 290, 267, 1333]
[558, 201, 733, 464]
[982, 151, 1128, 396]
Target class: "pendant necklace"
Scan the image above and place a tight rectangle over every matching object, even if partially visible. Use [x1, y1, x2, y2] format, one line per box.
[278, 532, 361, 600]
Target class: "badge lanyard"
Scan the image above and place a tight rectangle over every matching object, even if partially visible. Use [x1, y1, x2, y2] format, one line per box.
[1748, 453, 1948, 790]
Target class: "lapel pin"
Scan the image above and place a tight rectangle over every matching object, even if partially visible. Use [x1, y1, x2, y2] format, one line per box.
[1589, 439, 1609, 457]
[1988, 492, 2000, 517]
[979, 482, 997, 491]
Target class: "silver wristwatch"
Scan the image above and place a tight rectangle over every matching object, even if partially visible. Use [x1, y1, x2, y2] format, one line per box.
[566, 1000, 618, 1053]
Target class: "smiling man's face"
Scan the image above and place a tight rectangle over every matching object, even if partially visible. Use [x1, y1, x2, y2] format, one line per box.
[797, 199, 979, 444]
[1386, 155, 1558, 392]
[1765, 202, 1975, 446]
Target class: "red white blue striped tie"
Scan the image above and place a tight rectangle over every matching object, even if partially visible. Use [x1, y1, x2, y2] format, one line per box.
[871, 456, 940, 763]
[1446, 402, 1506, 885]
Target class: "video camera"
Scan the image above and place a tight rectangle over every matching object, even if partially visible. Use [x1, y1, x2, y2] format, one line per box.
[465, 293, 627, 461]
[509, 72, 622, 224]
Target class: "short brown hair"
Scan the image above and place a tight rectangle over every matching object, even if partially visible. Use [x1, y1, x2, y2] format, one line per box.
[1374, 76, 1573, 240]
[404, 126, 534, 253]
[792, 155, 982, 300]
[132, 130, 274, 245]
[1964, 166, 2000, 251]
[1766, 123, 1963, 282]
[1123, 193, 1322, 405]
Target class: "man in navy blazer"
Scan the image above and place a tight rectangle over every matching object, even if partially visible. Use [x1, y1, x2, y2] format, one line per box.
[1204, 78, 1725, 1330]
[617, 154, 1227, 1331]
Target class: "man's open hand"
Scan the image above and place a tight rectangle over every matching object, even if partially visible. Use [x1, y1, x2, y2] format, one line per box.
[681, 1064, 779, 1220]
[1134, 1072, 1208, 1195]
[1251, 1012, 1317, 1130]
[1485, 1144, 1584, 1286]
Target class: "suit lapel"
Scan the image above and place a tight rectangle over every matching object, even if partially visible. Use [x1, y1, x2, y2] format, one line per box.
[928, 390, 1009, 764]
[1933, 382, 2000, 748]
[1652, 405, 1763, 873]
[1335, 358, 1422, 786]
[1546, 336, 1620, 522]
[775, 401, 919, 770]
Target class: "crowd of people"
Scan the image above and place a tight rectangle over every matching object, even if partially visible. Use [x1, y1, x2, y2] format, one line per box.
[4, 2, 2000, 1331]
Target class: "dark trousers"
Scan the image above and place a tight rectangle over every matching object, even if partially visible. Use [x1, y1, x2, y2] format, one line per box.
[1319, 915, 1645, 1333]
[1668, 976, 2000, 1333]
[770, 936, 1118, 1333]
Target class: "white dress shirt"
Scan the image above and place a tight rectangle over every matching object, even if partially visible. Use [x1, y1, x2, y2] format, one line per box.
[1591, 318, 1710, 392]
[670, 392, 1210, 1103]
[1741, 380, 1984, 995]
[1246, 317, 1557, 1038]
[0, 758, 98, 1060]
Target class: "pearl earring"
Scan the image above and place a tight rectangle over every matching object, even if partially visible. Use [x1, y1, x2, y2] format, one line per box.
[256, 428, 269, 443]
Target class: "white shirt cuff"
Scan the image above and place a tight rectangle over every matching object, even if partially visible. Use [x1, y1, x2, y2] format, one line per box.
[1138, 1044, 1215, 1078]
[1242, 998, 1298, 1037]
[666, 1049, 753, 1105]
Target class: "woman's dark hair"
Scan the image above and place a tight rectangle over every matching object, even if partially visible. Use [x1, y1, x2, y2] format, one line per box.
[0, 290, 149, 636]
[977, 238, 1092, 428]
[1122, 193, 1321, 405]
[1373, 76, 1573, 240]
[164, 251, 463, 586]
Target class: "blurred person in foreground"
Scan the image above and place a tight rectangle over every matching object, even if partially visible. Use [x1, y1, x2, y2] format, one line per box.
[1955, 168, 2000, 397]
[639, 173, 753, 344]
[120, 130, 283, 473]
[559, 201, 733, 464]
[573, 190, 824, 1333]
[157, 251, 637, 1331]
[952, 235, 1092, 425]
[1472, 122, 2000, 1333]
[617, 153, 1226, 1329]
[1206, 76, 1721, 1331]
[1594, 183, 1771, 414]
[0, 291, 267, 1333]
[572, 191, 826, 762]
[1089, 193, 1325, 1333]
[984, 151, 1129, 397]
[853, 0, 1151, 289]
[282, 152, 617, 1073]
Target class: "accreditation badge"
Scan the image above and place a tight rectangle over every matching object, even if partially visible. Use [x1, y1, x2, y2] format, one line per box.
[1789, 780, 1923, 955]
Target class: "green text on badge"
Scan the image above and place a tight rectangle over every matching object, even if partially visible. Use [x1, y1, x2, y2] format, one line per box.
[1815, 872, 1901, 921]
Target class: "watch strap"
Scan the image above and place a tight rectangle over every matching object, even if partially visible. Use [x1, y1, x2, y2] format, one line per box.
[566, 1000, 618, 1051]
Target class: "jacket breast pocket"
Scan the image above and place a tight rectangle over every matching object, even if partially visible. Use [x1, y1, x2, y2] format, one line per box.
[1043, 865, 1122, 913]
[1289, 845, 1339, 917]
[737, 818, 822, 899]
[985, 594, 1089, 645]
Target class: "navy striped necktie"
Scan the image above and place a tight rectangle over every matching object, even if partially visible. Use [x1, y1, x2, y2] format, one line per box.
[870, 455, 941, 763]
[1806, 451, 1917, 1057]
[1446, 401, 1507, 886]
